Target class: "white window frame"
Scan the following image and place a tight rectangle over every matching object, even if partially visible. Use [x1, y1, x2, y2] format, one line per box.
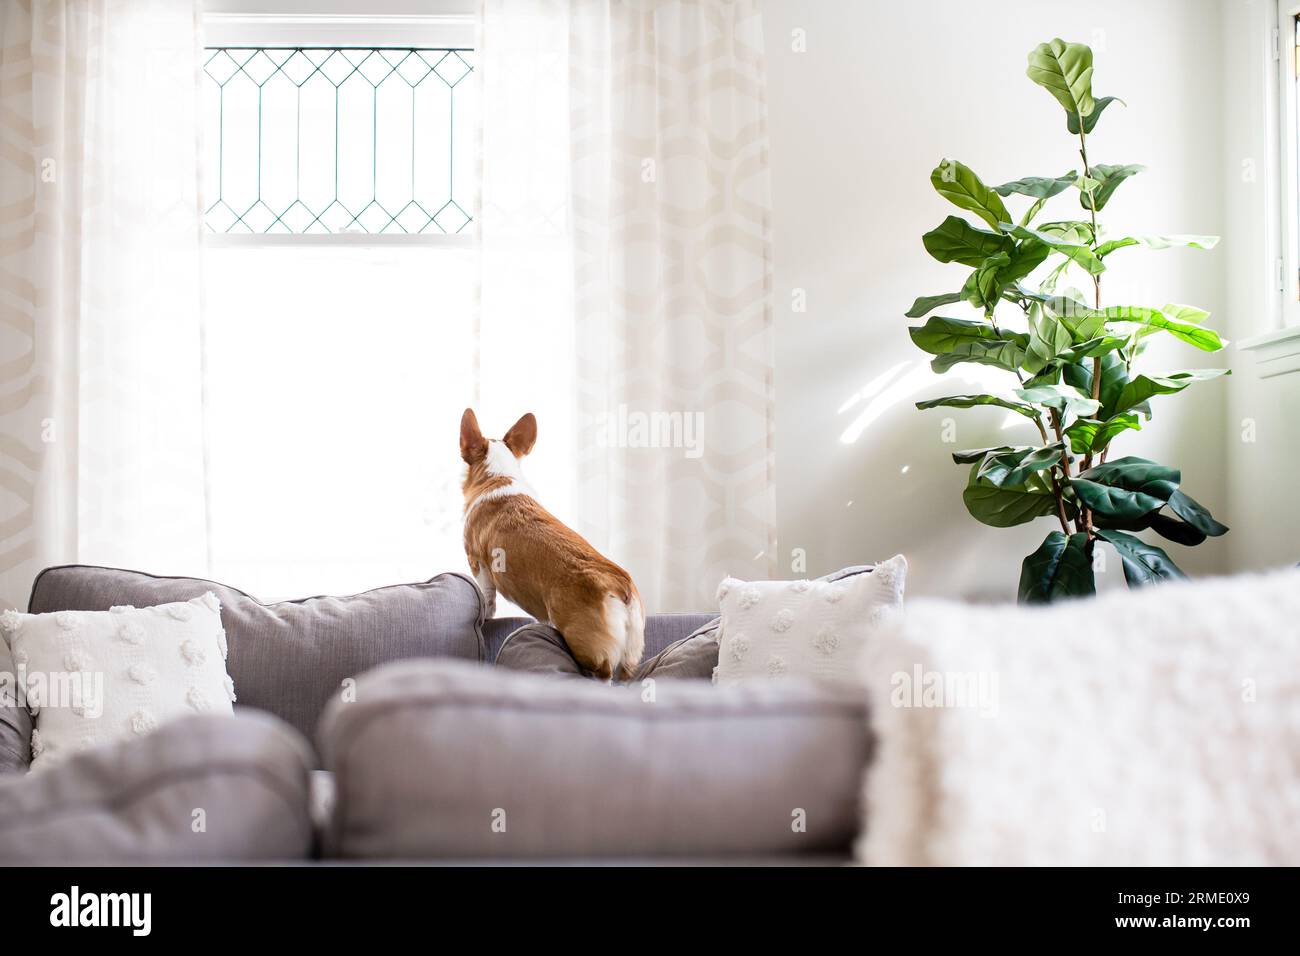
[1276, 1, 1300, 329]
[201, 0, 476, 247]
[1239, 0, 1300, 375]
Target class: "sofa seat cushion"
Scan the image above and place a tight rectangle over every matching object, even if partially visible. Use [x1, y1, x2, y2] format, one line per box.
[0, 711, 314, 863]
[27, 565, 486, 741]
[318, 659, 870, 859]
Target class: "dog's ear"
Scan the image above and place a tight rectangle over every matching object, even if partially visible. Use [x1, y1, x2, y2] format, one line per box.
[503, 412, 537, 457]
[460, 408, 488, 464]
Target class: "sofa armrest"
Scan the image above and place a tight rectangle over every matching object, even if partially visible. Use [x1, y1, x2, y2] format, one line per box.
[0, 710, 315, 863]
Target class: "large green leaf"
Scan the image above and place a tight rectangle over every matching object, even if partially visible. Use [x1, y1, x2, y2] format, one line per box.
[930, 335, 1030, 374]
[1067, 95, 1123, 134]
[976, 443, 1066, 487]
[993, 172, 1078, 199]
[998, 240, 1051, 286]
[962, 252, 1013, 310]
[1027, 39, 1096, 119]
[923, 216, 1014, 266]
[1080, 163, 1144, 212]
[1072, 456, 1180, 520]
[1096, 234, 1220, 257]
[1018, 531, 1096, 603]
[908, 315, 999, 354]
[1015, 382, 1101, 418]
[951, 445, 1028, 465]
[1099, 304, 1226, 351]
[1094, 529, 1187, 586]
[1056, 335, 1128, 364]
[1022, 303, 1075, 374]
[1146, 512, 1209, 547]
[1113, 368, 1230, 414]
[1165, 488, 1229, 537]
[931, 160, 1011, 231]
[962, 466, 1060, 528]
[1063, 352, 1132, 418]
[1071, 478, 1167, 520]
[1064, 412, 1141, 456]
[905, 292, 964, 318]
[1078, 456, 1181, 490]
[1002, 224, 1105, 276]
[916, 394, 1042, 419]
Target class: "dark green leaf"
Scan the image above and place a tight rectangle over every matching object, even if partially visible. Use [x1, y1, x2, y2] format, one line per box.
[951, 445, 1028, 465]
[1146, 512, 1208, 546]
[1067, 94, 1123, 134]
[923, 216, 1014, 266]
[1071, 477, 1167, 520]
[931, 160, 1011, 231]
[1165, 488, 1229, 537]
[976, 443, 1066, 487]
[1077, 455, 1181, 494]
[962, 466, 1060, 528]
[1094, 528, 1187, 586]
[1018, 531, 1096, 603]
[1080, 163, 1144, 212]
[1063, 353, 1131, 418]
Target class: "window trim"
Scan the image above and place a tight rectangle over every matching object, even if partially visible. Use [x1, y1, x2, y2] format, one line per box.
[1276, 2, 1300, 330]
[1240, 0, 1300, 367]
[201, 7, 476, 246]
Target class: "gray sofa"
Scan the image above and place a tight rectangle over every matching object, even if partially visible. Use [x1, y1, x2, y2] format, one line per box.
[0, 565, 870, 864]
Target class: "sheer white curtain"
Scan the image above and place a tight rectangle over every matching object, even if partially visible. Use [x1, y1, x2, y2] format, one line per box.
[478, 0, 777, 612]
[0, 0, 208, 610]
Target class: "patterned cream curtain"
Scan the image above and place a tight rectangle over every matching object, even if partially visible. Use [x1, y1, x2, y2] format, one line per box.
[478, 0, 776, 612]
[0, 0, 208, 611]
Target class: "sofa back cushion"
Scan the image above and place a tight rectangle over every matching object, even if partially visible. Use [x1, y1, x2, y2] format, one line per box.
[28, 566, 485, 740]
[484, 612, 718, 663]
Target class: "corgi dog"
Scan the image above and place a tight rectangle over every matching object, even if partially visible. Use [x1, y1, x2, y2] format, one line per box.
[460, 408, 645, 680]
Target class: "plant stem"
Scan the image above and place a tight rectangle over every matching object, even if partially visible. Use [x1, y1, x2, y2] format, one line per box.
[1077, 129, 1101, 536]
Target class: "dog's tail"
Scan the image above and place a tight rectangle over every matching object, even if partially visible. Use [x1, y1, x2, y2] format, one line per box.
[607, 590, 645, 683]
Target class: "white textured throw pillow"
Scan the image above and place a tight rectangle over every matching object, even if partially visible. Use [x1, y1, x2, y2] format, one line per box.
[0, 593, 236, 771]
[713, 556, 907, 685]
[857, 567, 1300, 866]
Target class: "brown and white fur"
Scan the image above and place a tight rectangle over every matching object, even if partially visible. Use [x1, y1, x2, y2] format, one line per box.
[460, 409, 645, 681]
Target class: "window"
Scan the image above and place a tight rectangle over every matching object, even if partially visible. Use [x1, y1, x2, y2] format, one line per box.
[201, 10, 480, 600]
[202, 46, 475, 234]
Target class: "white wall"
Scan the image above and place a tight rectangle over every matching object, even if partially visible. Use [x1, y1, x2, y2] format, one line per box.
[762, 0, 1231, 600]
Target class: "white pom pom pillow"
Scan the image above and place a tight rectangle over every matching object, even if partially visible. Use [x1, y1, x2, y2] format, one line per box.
[0, 593, 236, 771]
[713, 556, 907, 685]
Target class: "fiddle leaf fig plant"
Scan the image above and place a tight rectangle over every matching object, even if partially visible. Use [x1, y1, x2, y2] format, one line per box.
[909, 38, 1229, 603]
